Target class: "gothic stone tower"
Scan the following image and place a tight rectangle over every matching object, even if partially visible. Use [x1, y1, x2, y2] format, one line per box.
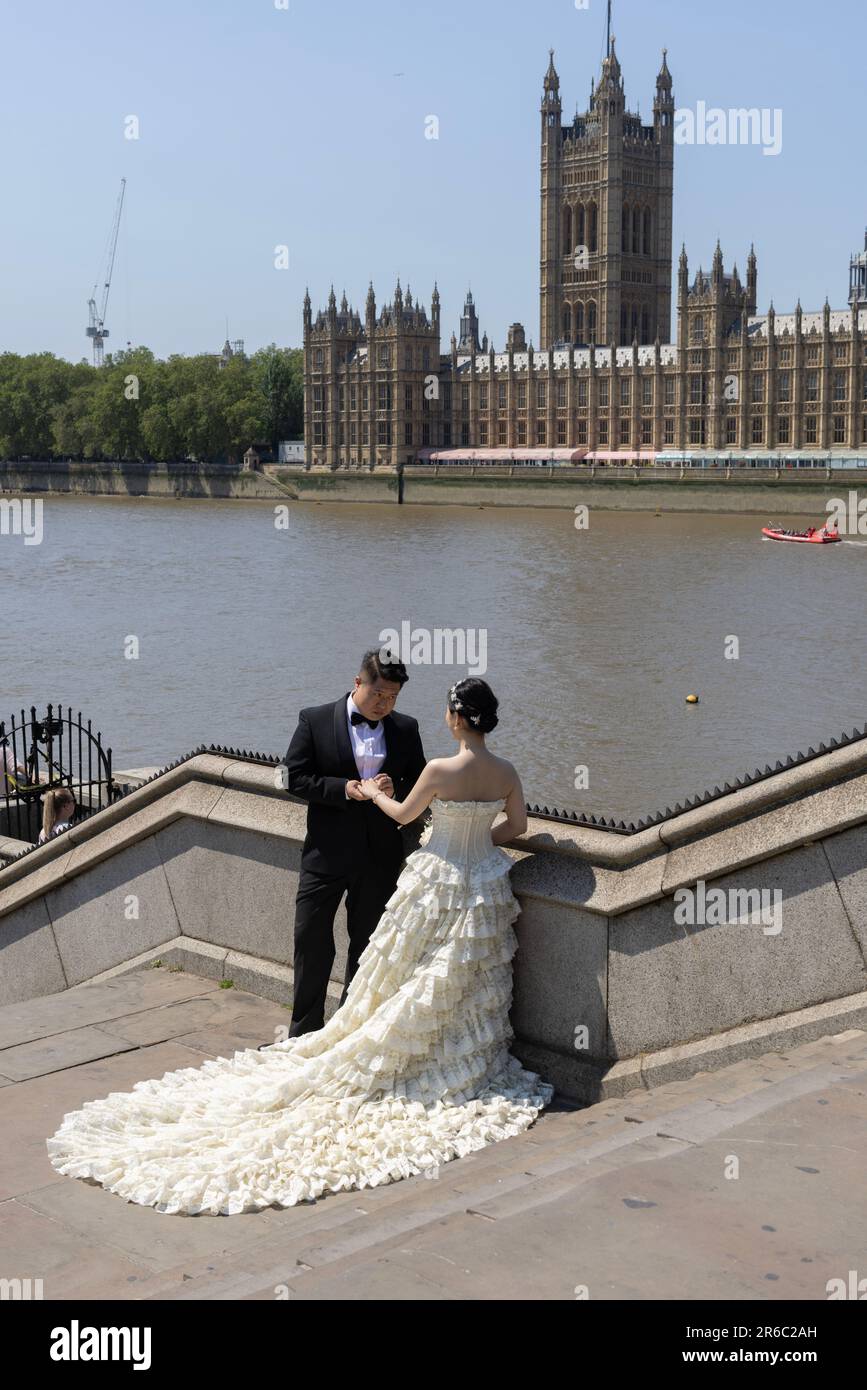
[676, 242, 755, 450]
[304, 281, 441, 469]
[540, 41, 674, 351]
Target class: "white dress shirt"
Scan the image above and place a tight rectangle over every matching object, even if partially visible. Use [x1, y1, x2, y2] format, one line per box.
[345, 693, 386, 795]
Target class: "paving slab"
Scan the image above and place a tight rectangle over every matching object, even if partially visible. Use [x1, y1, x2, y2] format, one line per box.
[97, 993, 287, 1047]
[18, 1177, 273, 1276]
[0, 1198, 161, 1301]
[0, 968, 221, 1049]
[0, 1026, 139, 1082]
[171, 1019, 298, 1060]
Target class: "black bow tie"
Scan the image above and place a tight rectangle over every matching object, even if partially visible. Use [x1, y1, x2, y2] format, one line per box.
[351, 711, 380, 729]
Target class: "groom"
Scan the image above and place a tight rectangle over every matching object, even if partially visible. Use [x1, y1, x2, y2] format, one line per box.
[277, 647, 426, 1037]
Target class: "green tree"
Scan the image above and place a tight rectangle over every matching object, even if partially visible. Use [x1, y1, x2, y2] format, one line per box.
[251, 345, 303, 449]
[0, 343, 303, 462]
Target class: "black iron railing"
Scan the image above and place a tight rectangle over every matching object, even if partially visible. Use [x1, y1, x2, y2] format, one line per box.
[0, 705, 115, 844]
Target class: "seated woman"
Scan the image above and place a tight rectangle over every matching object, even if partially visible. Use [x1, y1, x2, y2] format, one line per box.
[38, 787, 76, 844]
[0, 738, 27, 786]
[1, 738, 51, 793]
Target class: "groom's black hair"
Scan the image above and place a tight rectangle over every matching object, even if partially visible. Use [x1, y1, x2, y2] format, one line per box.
[359, 648, 409, 686]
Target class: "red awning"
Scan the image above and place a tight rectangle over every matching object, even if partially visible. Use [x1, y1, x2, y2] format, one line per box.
[416, 447, 588, 463]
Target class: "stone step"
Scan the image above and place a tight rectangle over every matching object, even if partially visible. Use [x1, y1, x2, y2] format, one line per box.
[148, 1040, 867, 1300]
[137, 1119, 587, 1297]
[142, 1099, 722, 1300]
[138, 1047, 865, 1301]
[144, 1121, 700, 1302]
[134, 1104, 644, 1298]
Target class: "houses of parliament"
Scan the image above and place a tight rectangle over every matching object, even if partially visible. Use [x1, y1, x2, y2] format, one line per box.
[303, 39, 867, 467]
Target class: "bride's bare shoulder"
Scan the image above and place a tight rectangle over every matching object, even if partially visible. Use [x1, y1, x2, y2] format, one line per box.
[419, 757, 450, 789]
[490, 752, 520, 782]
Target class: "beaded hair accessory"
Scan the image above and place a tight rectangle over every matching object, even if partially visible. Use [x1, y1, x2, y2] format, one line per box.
[449, 682, 482, 725]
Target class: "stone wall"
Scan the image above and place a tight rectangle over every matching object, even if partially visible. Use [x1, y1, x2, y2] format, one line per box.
[0, 461, 287, 501]
[4, 461, 866, 515]
[401, 466, 867, 515]
[270, 464, 867, 515]
[1, 747, 865, 1101]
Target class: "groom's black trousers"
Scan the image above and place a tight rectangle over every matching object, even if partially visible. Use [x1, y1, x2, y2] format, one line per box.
[282, 696, 426, 1037]
[288, 856, 402, 1036]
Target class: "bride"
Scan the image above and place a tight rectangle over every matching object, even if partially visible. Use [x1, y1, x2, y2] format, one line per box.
[46, 678, 555, 1215]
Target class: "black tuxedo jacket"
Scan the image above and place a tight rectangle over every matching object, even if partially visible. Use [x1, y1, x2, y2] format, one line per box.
[284, 694, 427, 876]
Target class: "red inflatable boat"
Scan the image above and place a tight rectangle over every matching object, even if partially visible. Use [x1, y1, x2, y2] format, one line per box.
[761, 524, 841, 544]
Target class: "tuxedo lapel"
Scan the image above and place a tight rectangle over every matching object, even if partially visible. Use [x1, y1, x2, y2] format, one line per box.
[333, 694, 359, 779]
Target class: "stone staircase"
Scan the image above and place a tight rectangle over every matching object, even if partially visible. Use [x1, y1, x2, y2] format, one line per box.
[2, 967, 865, 1301]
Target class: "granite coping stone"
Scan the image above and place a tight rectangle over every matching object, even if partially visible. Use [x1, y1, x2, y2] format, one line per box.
[3, 750, 867, 925]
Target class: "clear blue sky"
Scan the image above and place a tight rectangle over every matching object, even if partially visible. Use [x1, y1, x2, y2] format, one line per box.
[1, 0, 863, 362]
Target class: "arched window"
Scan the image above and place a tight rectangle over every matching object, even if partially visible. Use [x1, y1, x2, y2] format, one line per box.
[643, 208, 651, 256]
[622, 205, 630, 254]
[315, 348, 323, 367]
[563, 304, 572, 340]
[575, 303, 584, 341]
[693, 315, 704, 343]
[563, 205, 572, 254]
[576, 204, 586, 248]
[632, 208, 640, 255]
[621, 306, 629, 345]
[589, 203, 598, 253]
[641, 308, 650, 342]
[587, 301, 597, 342]
[404, 347, 412, 370]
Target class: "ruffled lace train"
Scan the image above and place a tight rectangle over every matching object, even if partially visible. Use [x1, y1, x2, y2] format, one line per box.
[46, 801, 554, 1215]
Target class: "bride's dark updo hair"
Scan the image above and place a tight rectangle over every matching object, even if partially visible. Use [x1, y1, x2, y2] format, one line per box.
[447, 678, 499, 734]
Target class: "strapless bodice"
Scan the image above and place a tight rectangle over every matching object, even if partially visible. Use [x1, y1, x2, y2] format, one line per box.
[420, 797, 507, 869]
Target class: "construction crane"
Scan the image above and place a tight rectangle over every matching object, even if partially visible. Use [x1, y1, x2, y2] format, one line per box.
[86, 177, 126, 366]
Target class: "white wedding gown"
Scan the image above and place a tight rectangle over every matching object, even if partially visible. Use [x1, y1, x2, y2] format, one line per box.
[46, 797, 555, 1215]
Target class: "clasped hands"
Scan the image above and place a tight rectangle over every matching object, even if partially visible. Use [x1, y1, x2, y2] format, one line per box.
[346, 773, 393, 802]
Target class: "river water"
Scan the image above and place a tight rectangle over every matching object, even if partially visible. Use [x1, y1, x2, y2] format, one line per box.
[2, 494, 865, 823]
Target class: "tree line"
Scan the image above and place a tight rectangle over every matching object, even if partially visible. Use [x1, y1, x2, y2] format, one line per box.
[0, 345, 304, 464]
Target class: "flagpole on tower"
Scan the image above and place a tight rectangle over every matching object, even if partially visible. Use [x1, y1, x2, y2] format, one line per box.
[607, 0, 612, 58]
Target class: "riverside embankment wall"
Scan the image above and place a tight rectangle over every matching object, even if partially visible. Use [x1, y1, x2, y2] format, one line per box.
[0, 461, 285, 500]
[3, 461, 866, 514]
[1, 743, 865, 1102]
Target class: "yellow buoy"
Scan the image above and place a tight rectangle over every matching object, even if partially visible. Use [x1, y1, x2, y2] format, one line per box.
[685, 693, 700, 704]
